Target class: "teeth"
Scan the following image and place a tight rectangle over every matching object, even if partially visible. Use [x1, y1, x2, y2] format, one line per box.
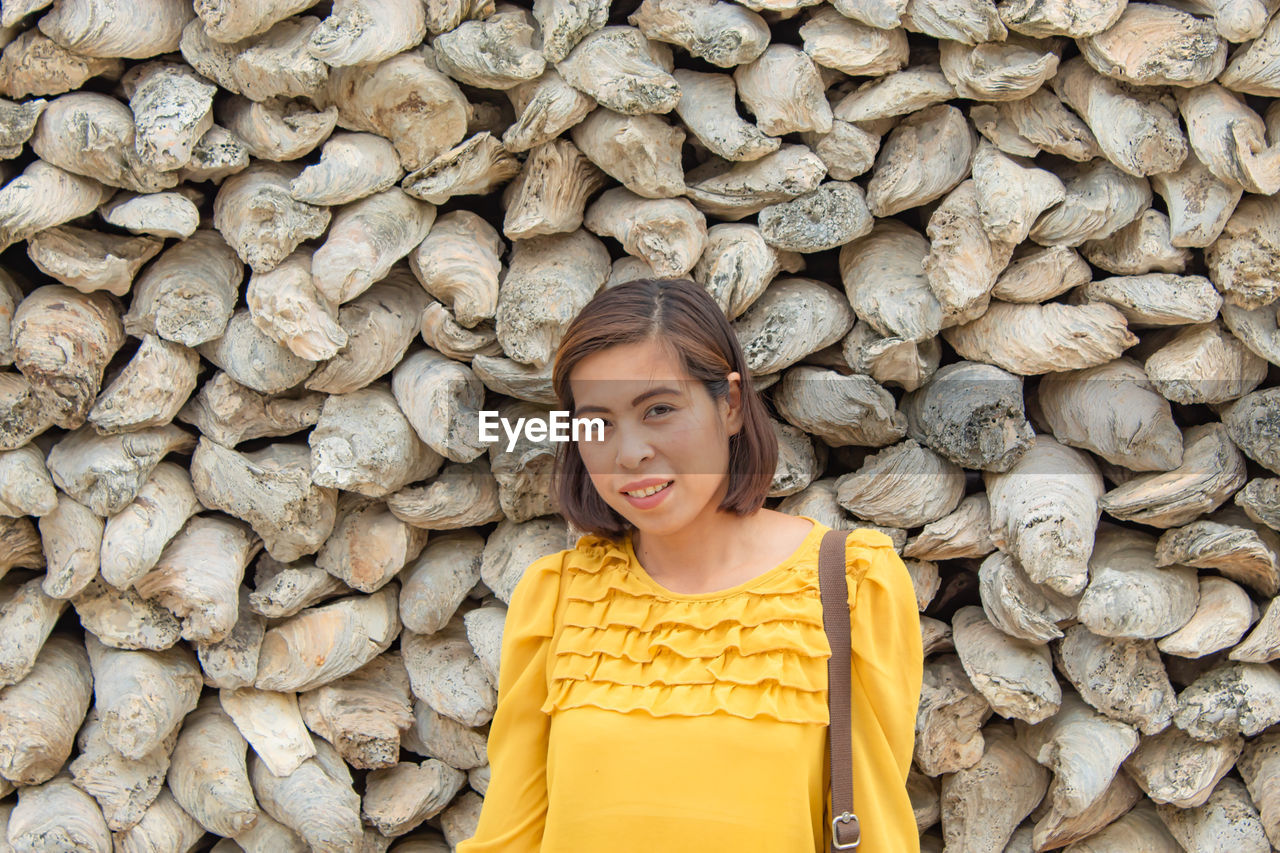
[625, 480, 672, 498]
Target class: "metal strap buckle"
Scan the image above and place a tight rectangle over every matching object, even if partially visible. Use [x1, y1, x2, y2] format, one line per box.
[832, 812, 860, 849]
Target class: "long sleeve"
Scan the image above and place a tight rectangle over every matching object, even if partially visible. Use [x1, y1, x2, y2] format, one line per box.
[455, 550, 566, 853]
[833, 532, 925, 852]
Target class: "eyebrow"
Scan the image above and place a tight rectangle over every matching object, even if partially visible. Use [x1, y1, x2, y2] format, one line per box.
[573, 386, 682, 416]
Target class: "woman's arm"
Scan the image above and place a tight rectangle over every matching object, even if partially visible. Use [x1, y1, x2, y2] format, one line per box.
[833, 532, 925, 852]
[455, 550, 565, 853]
[849, 535, 925, 783]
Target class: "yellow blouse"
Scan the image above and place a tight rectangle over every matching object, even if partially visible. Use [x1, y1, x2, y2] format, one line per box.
[456, 515, 924, 853]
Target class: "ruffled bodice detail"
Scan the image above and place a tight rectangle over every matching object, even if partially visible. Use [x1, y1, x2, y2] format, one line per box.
[540, 519, 877, 725]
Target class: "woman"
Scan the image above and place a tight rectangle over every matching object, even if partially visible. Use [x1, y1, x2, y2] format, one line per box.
[456, 278, 923, 853]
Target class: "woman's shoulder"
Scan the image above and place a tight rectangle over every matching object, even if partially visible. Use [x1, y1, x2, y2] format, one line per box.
[840, 525, 901, 568]
[798, 518, 903, 579]
[506, 531, 630, 607]
[791, 521, 917, 618]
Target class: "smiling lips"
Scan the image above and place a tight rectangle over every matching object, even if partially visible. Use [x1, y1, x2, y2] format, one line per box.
[621, 479, 674, 500]
[620, 478, 674, 497]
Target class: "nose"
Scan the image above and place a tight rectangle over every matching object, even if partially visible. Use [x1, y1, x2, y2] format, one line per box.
[616, 422, 655, 469]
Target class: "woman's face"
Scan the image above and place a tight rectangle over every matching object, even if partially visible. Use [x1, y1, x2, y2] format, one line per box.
[569, 338, 743, 537]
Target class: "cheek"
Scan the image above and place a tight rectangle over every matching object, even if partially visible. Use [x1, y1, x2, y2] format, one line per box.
[667, 425, 729, 465]
[578, 451, 617, 496]
[576, 441, 609, 474]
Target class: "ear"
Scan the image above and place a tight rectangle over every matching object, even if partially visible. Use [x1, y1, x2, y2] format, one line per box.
[724, 371, 745, 436]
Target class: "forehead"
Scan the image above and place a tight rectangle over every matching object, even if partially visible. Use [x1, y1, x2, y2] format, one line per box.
[568, 340, 692, 404]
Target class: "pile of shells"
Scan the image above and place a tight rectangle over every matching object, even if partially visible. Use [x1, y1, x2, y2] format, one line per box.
[1, 0, 1280, 849]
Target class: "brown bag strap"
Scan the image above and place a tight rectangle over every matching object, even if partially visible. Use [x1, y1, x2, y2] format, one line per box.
[819, 528, 861, 850]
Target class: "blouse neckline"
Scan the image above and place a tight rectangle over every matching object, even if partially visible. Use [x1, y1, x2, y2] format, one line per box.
[619, 515, 827, 601]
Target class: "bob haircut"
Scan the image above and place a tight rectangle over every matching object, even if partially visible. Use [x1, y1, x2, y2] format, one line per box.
[550, 278, 779, 541]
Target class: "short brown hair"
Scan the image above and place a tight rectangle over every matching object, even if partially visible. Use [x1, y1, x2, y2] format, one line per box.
[550, 278, 779, 541]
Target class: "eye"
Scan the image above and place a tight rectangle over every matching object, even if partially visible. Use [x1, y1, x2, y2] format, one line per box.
[647, 404, 674, 417]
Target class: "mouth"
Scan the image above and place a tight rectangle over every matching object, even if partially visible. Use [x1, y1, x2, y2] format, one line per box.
[620, 479, 674, 499]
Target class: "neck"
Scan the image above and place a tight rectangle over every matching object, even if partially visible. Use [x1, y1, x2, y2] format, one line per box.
[630, 509, 764, 588]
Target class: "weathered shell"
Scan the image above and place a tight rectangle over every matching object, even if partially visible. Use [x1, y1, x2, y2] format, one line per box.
[684, 144, 828, 220]
[952, 607, 1060, 723]
[124, 229, 242, 347]
[193, 0, 317, 42]
[671, 70, 779, 163]
[998, 0, 1126, 37]
[217, 95, 337, 162]
[1205, 193, 1280, 311]
[583, 187, 707, 278]
[502, 69, 596, 153]
[630, 0, 769, 68]
[288, 132, 403, 207]
[326, 51, 470, 171]
[1054, 623, 1177, 734]
[944, 300, 1137, 375]
[179, 124, 250, 184]
[1177, 83, 1280, 196]
[124, 61, 217, 172]
[1099, 422, 1248, 528]
[1080, 4, 1225, 88]
[731, 277, 855, 375]
[494, 229, 611, 369]
[984, 434, 1105, 596]
[412, 211, 504, 329]
[311, 188, 436, 305]
[31, 92, 177, 192]
[1051, 57, 1188, 178]
[902, 360, 1033, 472]
[100, 191, 201, 240]
[835, 439, 965, 528]
[834, 65, 954, 123]
[992, 245, 1091, 303]
[0, 159, 111, 252]
[11, 285, 124, 429]
[25, 226, 162, 296]
[1030, 160, 1152, 247]
[924, 179, 1017, 324]
[1020, 693, 1143, 836]
[1038, 357, 1183, 471]
[571, 108, 684, 198]
[39, 0, 194, 59]
[694, 223, 804, 319]
[212, 162, 331, 274]
[939, 35, 1059, 102]
[1150, 151, 1241, 248]
[902, 0, 1006, 44]
[402, 131, 520, 206]
[243, 249, 345, 361]
[434, 6, 544, 89]
[757, 181, 872, 253]
[1080, 211, 1193, 276]
[867, 104, 975, 217]
[555, 27, 680, 116]
[971, 141, 1065, 245]
[977, 549, 1075, 643]
[1076, 525, 1198, 639]
[532, 0, 606, 62]
[230, 16, 329, 101]
[1143, 321, 1268, 405]
[1221, 10, 1280, 96]
[981, 88, 1102, 162]
[304, 273, 430, 395]
[308, 0, 426, 67]
[840, 219, 944, 342]
[733, 44, 832, 136]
